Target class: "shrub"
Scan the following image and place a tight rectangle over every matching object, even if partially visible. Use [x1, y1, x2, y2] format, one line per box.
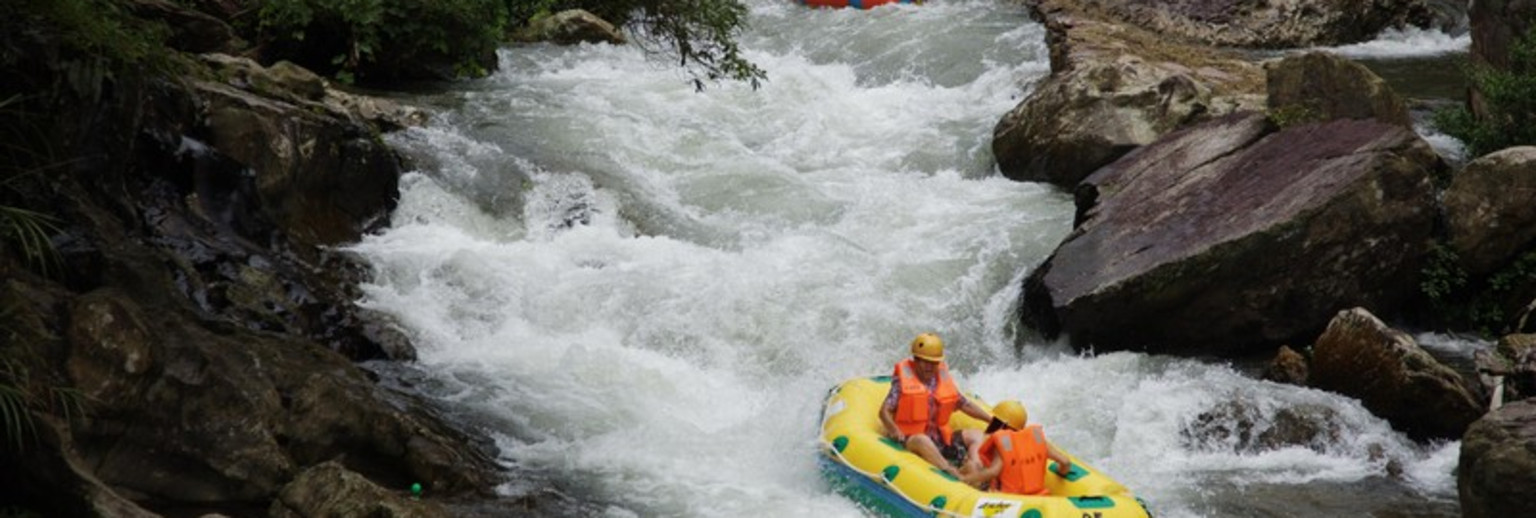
[258, 0, 509, 83]
[1433, 24, 1536, 158]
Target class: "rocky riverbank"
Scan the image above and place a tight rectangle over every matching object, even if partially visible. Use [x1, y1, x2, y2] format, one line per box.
[999, 1, 1536, 516]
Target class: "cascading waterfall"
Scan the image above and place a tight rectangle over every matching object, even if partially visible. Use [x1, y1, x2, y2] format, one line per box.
[348, 1, 1469, 516]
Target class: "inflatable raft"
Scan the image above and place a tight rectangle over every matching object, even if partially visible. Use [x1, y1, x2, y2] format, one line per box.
[818, 376, 1152, 518]
[802, 0, 920, 9]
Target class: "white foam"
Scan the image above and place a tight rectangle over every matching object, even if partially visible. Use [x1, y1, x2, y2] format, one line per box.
[1319, 26, 1470, 59]
[347, 1, 1462, 515]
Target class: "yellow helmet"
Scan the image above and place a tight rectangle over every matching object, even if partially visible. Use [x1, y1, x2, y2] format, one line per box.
[994, 400, 1027, 430]
[909, 333, 945, 362]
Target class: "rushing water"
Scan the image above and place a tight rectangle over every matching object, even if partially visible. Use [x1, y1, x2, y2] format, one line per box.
[348, 2, 1474, 516]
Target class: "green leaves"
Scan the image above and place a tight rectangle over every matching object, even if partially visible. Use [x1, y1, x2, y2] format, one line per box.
[259, 0, 507, 82]
[0, 354, 87, 452]
[622, 0, 767, 90]
[1433, 24, 1536, 158]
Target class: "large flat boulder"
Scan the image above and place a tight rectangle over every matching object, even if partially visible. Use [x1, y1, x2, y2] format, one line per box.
[1022, 112, 1443, 355]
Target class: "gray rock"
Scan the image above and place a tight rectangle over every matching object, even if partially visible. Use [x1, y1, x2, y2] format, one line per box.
[994, 1, 1264, 187]
[1444, 147, 1536, 277]
[1021, 113, 1442, 355]
[1265, 51, 1411, 128]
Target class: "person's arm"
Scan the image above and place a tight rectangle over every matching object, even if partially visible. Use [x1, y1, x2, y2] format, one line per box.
[1046, 443, 1072, 477]
[959, 395, 992, 423]
[880, 385, 904, 442]
[880, 405, 904, 443]
[963, 449, 1003, 489]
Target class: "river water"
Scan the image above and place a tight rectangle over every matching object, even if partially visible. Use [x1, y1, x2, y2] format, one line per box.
[347, 1, 1475, 516]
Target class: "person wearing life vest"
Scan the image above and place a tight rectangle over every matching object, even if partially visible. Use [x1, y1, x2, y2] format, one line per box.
[879, 333, 995, 478]
[964, 400, 1073, 495]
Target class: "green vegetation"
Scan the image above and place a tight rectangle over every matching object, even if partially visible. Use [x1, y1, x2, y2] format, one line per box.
[2, 0, 174, 277]
[257, 0, 764, 88]
[596, 0, 766, 90]
[1421, 243, 1536, 337]
[1433, 24, 1536, 158]
[0, 352, 86, 452]
[259, 0, 509, 83]
[1267, 102, 1323, 129]
[0, 96, 63, 278]
[1420, 243, 1466, 304]
[3, 0, 174, 100]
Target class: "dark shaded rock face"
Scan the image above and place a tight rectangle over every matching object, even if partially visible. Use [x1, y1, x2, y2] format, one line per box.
[0, 29, 499, 518]
[1470, 0, 1536, 70]
[270, 461, 447, 517]
[1309, 308, 1484, 441]
[1468, 0, 1536, 122]
[1459, 398, 1536, 518]
[1022, 112, 1442, 356]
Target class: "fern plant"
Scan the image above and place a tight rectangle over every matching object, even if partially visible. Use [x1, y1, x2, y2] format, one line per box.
[0, 95, 64, 278]
[0, 354, 87, 452]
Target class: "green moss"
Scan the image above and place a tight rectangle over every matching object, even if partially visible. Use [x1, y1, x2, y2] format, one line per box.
[1267, 102, 1323, 129]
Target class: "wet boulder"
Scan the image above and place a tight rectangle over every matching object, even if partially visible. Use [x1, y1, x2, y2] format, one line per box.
[1263, 345, 1310, 386]
[1310, 308, 1484, 440]
[270, 461, 447, 518]
[1183, 400, 1344, 454]
[994, 0, 1263, 187]
[1021, 112, 1442, 355]
[1459, 398, 1536, 518]
[1478, 334, 1536, 402]
[1048, 0, 1436, 48]
[1444, 147, 1536, 278]
[59, 283, 501, 507]
[193, 56, 405, 251]
[1265, 51, 1412, 128]
[512, 9, 627, 45]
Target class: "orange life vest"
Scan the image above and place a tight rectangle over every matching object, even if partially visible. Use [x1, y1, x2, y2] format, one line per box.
[892, 358, 961, 444]
[980, 424, 1050, 495]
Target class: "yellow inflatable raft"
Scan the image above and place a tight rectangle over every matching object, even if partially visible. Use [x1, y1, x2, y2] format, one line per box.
[819, 376, 1152, 518]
